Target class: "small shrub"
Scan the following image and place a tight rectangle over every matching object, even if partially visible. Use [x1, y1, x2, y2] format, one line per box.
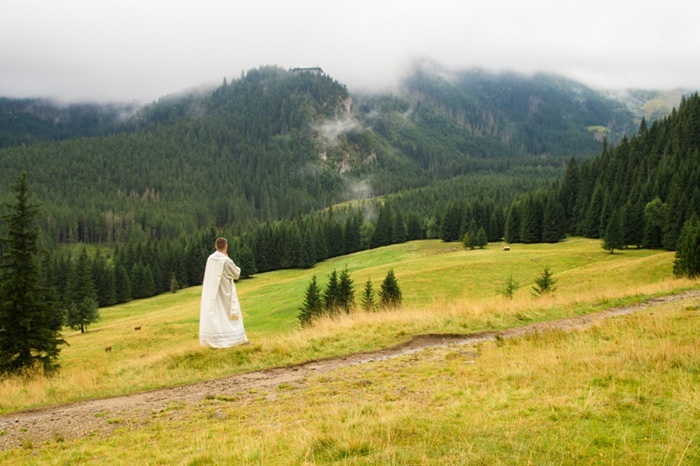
[501, 272, 520, 299]
[532, 266, 557, 296]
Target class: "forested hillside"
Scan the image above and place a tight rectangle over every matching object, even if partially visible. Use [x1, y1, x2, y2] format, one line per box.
[0, 65, 634, 246]
[392, 66, 635, 155]
[550, 93, 700, 250]
[0, 67, 359, 243]
[2, 64, 694, 315]
[0, 98, 139, 149]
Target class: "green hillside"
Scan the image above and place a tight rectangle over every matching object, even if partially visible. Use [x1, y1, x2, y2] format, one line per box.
[0, 237, 693, 414]
[0, 64, 639, 245]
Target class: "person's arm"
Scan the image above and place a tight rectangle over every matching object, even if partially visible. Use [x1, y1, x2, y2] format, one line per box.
[223, 259, 241, 280]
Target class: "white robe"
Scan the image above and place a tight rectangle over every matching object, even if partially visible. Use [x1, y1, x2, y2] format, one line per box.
[199, 251, 249, 348]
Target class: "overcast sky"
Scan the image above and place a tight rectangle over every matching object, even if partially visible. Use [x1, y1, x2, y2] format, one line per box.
[2, 0, 699, 103]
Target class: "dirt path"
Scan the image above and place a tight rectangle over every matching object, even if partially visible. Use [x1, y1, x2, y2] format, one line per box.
[1, 290, 699, 451]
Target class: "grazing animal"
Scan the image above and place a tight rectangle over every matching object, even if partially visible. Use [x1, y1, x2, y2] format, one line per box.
[503, 246, 511, 251]
[134, 326, 141, 331]
[105, 346, 112, 352]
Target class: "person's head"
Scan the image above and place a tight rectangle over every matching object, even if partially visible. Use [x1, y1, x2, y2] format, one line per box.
[215, 237, 228, 253]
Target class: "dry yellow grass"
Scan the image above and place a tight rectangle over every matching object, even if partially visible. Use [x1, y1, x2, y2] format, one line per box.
[0, 238, 696, 415]
[3, 296, 699, 464]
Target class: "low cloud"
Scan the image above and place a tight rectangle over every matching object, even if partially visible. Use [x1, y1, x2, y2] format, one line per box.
[313, 117, 364, 147]
[343, 177, 374, 201]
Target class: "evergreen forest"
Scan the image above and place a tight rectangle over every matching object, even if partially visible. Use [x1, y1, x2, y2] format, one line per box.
[1, 63, 699, 323]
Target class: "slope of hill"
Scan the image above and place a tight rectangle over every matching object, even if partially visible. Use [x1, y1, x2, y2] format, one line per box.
[0, 64, 648, 246]
[0, 237, 687, 412]
[0, 97, 139, 149]
[0, 67, 361, 241]
[606, 88, 693, 123]
[0, 238, 698, 462]
[393, 64, 636, 156]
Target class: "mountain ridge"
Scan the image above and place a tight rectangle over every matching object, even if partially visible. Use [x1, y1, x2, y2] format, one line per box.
[0, 64, 694, 245]
[1, 63, 689, 152]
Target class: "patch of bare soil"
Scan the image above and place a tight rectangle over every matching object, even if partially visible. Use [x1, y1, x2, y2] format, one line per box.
[1, 290, 698, 451]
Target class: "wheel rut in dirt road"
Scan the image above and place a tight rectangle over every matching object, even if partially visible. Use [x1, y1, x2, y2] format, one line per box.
[1, 290, 698, 451]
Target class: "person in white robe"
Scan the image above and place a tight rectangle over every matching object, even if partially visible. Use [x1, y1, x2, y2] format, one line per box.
[199, 237, 249, 348]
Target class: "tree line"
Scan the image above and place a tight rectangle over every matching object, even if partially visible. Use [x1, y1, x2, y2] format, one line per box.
[298, 268, 402, 326]
[553, 93, 700, 253]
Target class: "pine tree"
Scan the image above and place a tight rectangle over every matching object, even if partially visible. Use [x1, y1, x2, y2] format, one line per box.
[406, 213, 425, 241]
[602, 209, 625, 254]
[673, 217, 700, 278]
[337, 267, 355, 314]
[475, 226, 488, 249]
[115, 263, 132, 303]
[541, 196, 565, 243]
[462, 219, 478, 249]
[313, 222, 329, 262]
[371, 203, 393, 248]
[392, 210, 407, 244]
[130, 262, 146, 299]
[169, 273, 179, 293]
[531, 266, 557, 297]
[235, 244, 258, 277]
[583, 185, 606, 238]
[462, 231, 475, 250]
[643, 198, 667, 249]
[93, 249, 117, 307]
[65, 248, 100, 333]
[440, 201, 462, 242]
[519, 194, 543, 243]
[504, 202, 521, 243]
[501, 272, 520, 299]
[487, 208, 504, 242]
[142, 264, 156, 297]
[361, 277, 376, 311]
[623, 197, 644, 248]
[379, 269, 402, 308]
[559, 157, 579, 229]
[0, 173, 65, 374]
[343, 213, 362, 254]
[299, 275, 323, 326]
[323, 269, 340, 315]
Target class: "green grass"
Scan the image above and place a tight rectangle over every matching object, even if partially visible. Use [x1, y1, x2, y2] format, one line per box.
[3, 295, 699, 464]
[0, 238, 695, 415]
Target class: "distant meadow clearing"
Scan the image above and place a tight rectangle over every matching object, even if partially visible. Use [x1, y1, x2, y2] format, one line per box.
[0, 237, 695, 416]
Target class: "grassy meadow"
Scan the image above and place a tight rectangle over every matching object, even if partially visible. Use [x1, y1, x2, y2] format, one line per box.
[0, 238, 697, 414]
[1, 237, 700, 464]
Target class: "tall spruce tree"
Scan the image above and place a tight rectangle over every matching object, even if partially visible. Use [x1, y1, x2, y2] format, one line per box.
[93, 249, 117, 307]
[673, 217, 700, 278]
[602, 209, 625, 254]
[65, 248, 100, 333]
[0, 172, 65, 374]
[299, 275, 323, 326]
[235, 244, 258, 276]
[475, 226, 488, 249]
[379, 269, 402, 308]
[504, 202, 522, 243]
[643, 198, 667, 249]
[623, 197, 644, 248]
[371, 203, 393, 248]
[337, 267, 355, 314]
[361, 277, 376, 311]
[440, 201, 462, 242]
[114, 263, 132, 303]
[541, 195, 566, 243]
[323, 269, 340, 315]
